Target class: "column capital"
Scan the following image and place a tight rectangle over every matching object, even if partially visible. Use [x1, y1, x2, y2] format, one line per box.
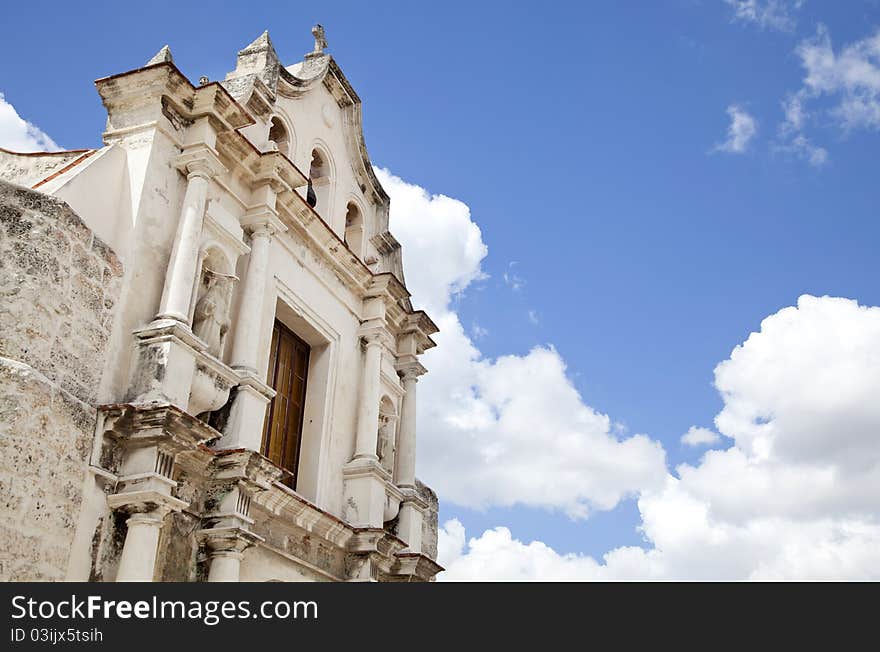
[241, 206, 287, 238]
[199, 526, 264, 556]
[175, 145, 226, 180]
[395, 360, 427, 382]
[107, 490, 188, 517]
[359, 326, 394, 350]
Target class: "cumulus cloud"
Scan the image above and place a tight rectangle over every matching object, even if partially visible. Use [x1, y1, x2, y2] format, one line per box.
[383, 166, 880, 579]
[714, 105, 758, 153]
[723, 0, 803, 32]
[375, 168, 486, 317]
[776, 26, 880, 164]
[379, 167, 668, 519]
[0, 92, 60, 152]
[439, 519, 609, 581]
[681, 426, 722, 447]
[796, 26, 880, 132]
[440, 295, 880, 580]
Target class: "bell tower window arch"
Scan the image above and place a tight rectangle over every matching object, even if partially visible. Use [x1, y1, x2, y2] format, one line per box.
[344, 201, 364, 259]
[267, 116, 291, 157]
[306, 147, 333, 218]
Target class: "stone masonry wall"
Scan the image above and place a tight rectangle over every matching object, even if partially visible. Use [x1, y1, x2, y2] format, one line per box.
[416, 478, 439, 561]
[0, 180, 123, 580]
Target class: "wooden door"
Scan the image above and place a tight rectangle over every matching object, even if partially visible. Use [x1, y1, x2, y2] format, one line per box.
[263, 321, 310, 488]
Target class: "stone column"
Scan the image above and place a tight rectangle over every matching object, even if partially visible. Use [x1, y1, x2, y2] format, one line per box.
[395, 365, 424, 488]
[156, 153, 223, 324]
[204, 531, 258, 583]
[217, 210, 285, 452]
[230, 223, 273, 374]
[116, 511, 167, 582]
[353, 333, 384, 461]
[207, 550, 243, 582]
[108, 492, 187, 582]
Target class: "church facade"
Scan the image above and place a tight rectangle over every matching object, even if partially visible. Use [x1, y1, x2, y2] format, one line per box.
[0, 27, 441, 582]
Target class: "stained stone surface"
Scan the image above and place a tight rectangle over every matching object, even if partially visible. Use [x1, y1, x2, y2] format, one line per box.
[0, 180, 123, 581]
[416, 478, 439, 562]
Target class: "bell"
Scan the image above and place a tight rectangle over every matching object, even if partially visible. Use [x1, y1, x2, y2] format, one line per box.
[306, 179, 317, 207]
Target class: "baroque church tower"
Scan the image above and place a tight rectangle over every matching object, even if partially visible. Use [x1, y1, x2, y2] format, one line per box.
[0, 27, 441, 582]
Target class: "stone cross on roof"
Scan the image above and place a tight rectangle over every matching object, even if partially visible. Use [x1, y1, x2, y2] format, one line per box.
[311, 24, 327, 55]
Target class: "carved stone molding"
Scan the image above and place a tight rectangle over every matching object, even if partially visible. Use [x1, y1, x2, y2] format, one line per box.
[174, 145, 226, 180]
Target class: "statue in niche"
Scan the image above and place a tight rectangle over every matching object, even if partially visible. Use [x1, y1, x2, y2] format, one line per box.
[377, 414, 395, 474]
[192, 267, 235, 357]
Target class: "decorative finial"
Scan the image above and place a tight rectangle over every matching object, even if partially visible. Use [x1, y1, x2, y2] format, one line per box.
[311, 24, 327, 55]
[147, 45, 174, 66]
[199, 76, 209, 86]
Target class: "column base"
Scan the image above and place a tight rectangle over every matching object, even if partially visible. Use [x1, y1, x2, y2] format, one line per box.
[126, 320, 203, 410]
[396, 489, 428, 553]
[214, 374, 274, 451]
[342, 458, 392, 528]
[126, 320, 239, 416]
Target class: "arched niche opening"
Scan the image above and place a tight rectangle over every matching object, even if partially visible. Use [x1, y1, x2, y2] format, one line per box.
[344, 201, 364, 258]
[306, 148, 332, 215]
[267, 116, 290, 156]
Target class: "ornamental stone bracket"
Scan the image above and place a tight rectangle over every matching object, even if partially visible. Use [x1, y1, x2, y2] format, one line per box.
[94, 402, 221, 494]
[345, 528, 408, 582]
[385, 553, 444, 583]
[197, 450, 279, 581]
[203, 450, 284, 527]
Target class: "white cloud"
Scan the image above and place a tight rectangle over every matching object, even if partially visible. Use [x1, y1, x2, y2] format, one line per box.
[723, 0, 803, 32]
[714, 105, 758, 153]
[379, 167, 668, 520]
[776, 129, 829, 167]
[374, 168, 486, 317]
[781, 93, 806, 134]
[777, 26, 880, 164]
[796, 26, 880, 132]
[381, 166, 880, 580]
[681, 426, 722, 447]
[0, 92, 60, 152]
[471, 323, 489, 340]
[438, 519, 608, 581]
[527, 310, 539, 325]
[440, 295, 880, 580]
[777, 93, 828, 166]
[503, 261, 525, 291]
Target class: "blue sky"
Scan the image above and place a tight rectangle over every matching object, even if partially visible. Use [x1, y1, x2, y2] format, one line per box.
[3, 1, 880, 578]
